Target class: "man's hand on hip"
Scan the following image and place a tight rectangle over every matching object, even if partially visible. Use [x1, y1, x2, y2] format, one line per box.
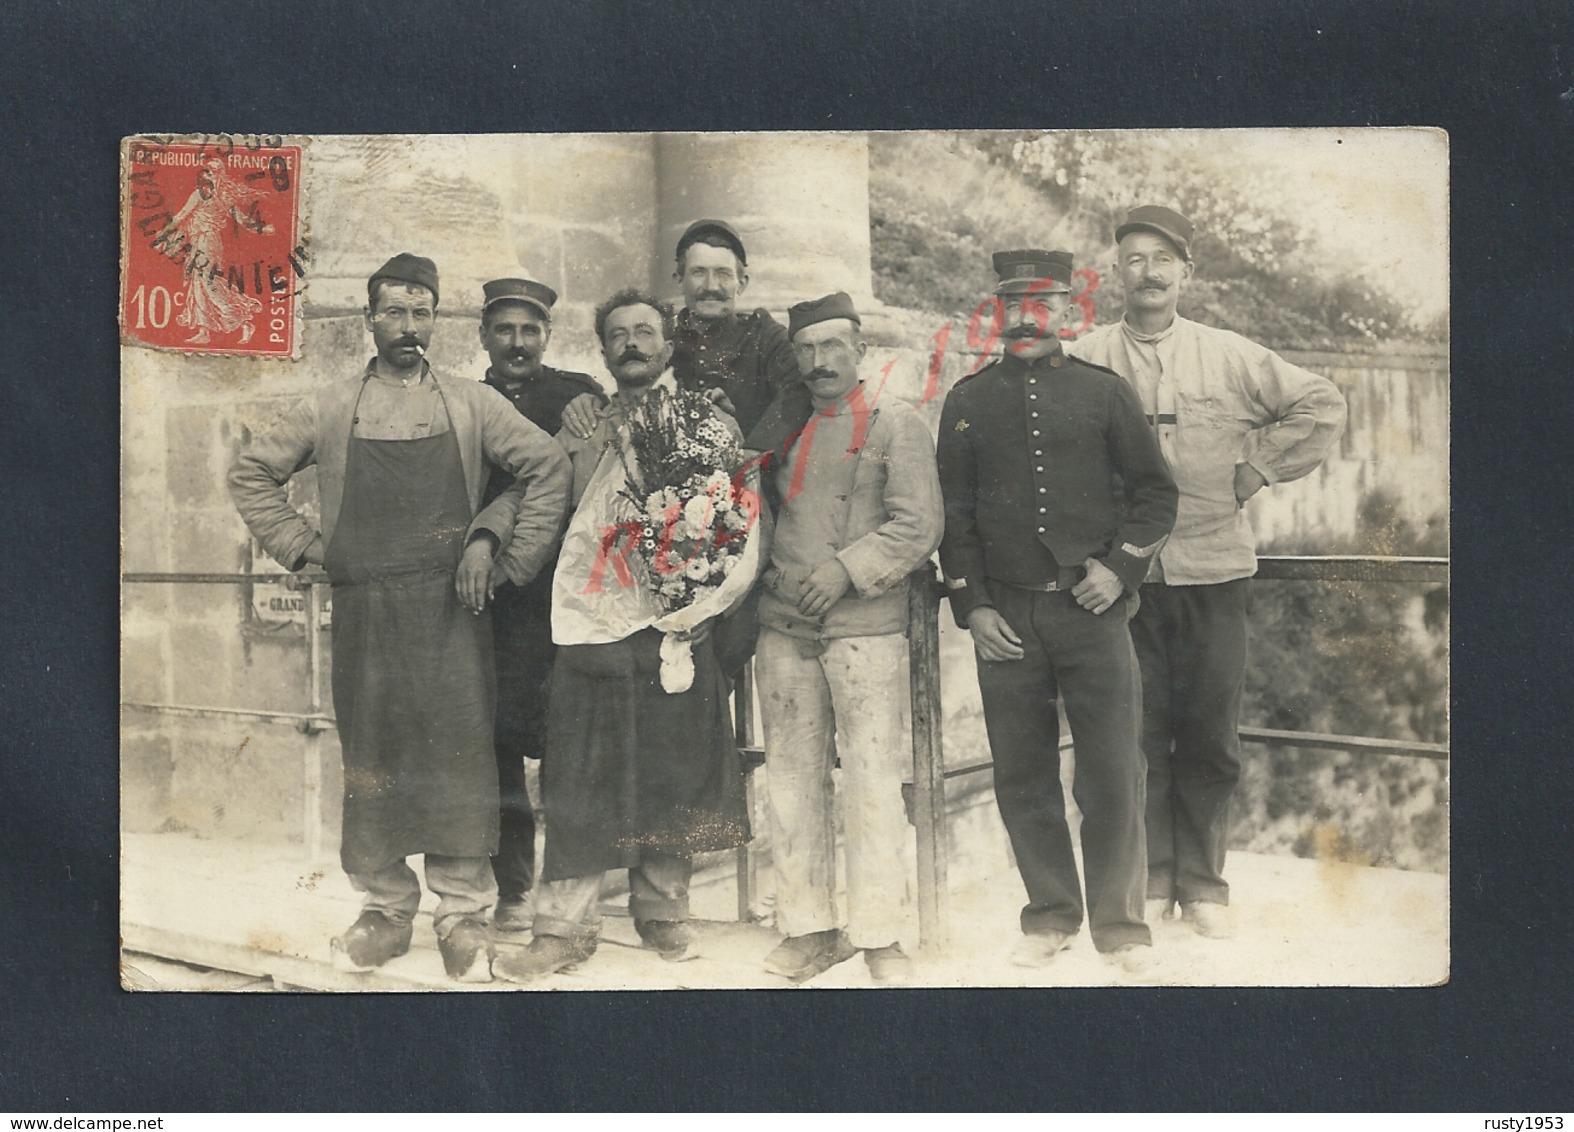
[1234, 462, 1268, 505]
[456, 540, 498, 614]
[968, 606, 1025, 662]
[1072, 558, 1124, 616]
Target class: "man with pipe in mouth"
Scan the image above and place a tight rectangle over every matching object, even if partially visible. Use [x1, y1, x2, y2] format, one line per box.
[229, 253, 572, 982]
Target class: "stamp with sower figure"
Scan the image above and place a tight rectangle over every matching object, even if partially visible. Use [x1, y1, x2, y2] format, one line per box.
[120, 134, 307, 358]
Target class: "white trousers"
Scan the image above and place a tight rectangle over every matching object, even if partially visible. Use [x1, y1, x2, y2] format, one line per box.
[756, 628, 914, 949]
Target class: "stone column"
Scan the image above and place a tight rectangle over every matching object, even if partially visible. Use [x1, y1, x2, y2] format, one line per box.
[654, 132, 874, 317]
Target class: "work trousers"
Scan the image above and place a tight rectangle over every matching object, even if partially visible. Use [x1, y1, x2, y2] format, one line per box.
[756, 628, 913, 950]
[975, 583, 1150, 952]
[490, 578, 553, 904]
[530, 850, 692, 942]
[348, 854, 497, 938]
[1130, 578, 1250, 907]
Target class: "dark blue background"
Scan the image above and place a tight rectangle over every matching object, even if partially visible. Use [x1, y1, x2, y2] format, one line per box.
[2, 0, 1569, 1112]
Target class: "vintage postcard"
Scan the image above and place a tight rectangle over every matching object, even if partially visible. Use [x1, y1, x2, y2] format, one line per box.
[120, 128, 1448, 991]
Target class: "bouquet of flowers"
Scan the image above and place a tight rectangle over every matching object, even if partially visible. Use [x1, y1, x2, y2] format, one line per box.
[552, 384, 766, 692]
[616, 387, 754, 615]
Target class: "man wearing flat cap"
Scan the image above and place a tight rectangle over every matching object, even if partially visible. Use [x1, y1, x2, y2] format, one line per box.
[753, 292, 943, 985]
[937, 249, 1177, 975]
[476, 277, 606, 935]
[229, 253, 572, 982]
[1069, 206, 1346, 940]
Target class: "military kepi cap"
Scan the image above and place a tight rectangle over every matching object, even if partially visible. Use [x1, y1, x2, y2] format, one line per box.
[1115, 205, 1195, 260]
[483, 277, 558, 318]
[992, 249, 1074, 295]
[787, 291, 861, 339]
[369, 252, 440, 305]
[676, 218, 747, 265]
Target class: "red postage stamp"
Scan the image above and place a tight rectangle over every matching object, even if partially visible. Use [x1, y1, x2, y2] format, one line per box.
[120, 135, 306, 358]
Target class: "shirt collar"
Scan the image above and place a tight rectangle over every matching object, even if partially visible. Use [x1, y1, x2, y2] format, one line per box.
[678, 306, 739, 339]
[1120, 315, 1179, 345]
[999, 347, 1065, 375]
[485, 365, 546, 394]
[610, 368, 678, 403]
[364, 357, 434, 387]
[812, 379, 869, 416]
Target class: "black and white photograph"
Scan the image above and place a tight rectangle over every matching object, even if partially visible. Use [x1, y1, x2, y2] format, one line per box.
[118, 127, 1448, 992]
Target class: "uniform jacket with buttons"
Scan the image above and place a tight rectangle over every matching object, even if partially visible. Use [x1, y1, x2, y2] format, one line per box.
[1069, 316, 1347, 584]
[936, 348, 1178, 626]
[481, 363, 606, 507]
[671, 306, 804, 448]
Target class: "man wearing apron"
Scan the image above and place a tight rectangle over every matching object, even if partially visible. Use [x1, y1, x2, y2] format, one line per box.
[229, 254, 572, 982]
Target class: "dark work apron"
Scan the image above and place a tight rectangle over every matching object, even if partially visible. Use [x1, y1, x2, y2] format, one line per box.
[324, 386, 499, 876]
[541, 628, 749, 881]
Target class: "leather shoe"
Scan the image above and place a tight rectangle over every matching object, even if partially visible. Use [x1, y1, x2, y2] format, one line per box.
[438, 917, 495, 982]
[764, 929, 859, 981]
[1146, 896, 1175, 923]
[1106, 942, 1159, 980]
[1181, 901, 1236, 939]
[331, 910, 413, 972]
[492, 896, 533, 935]
[864, 943, 914, 984]
[494, 934, 596, 984]
[635, 919, 692, 962]
[1009, 929, 1072, 968]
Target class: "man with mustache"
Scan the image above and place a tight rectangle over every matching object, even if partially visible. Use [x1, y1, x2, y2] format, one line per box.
[937, 250, 1177, 975]
[1069, 207, 1346, 939]
[229, 253, 572, 982]
[562, 219, 803, 450]
[476, 277, 606, 935]
[753, 292, 943, 985]
[495, 288, 752, 983]
[562, 219, 811, 674]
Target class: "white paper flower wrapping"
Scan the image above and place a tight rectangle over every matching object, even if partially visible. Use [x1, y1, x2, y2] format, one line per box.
[551, 438, 766, 693]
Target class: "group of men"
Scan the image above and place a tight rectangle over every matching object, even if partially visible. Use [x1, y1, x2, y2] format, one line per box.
[228, 204, 1345, 985]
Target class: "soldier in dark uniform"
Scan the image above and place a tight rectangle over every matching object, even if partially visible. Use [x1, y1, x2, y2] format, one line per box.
[936, 250, 1178, 975]
[477, 277, 606, 933]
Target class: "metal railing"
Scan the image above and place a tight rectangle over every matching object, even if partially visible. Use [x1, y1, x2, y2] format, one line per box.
[123, 553, 1448, 950]
[123, 571, 332, 860]
[902, 553, 1448, 951]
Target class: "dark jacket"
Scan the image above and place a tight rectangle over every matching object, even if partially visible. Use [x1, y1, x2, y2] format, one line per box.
[671, 306, 802, 447]
[936, 348, 1178, 626]
[481, 364, 605, 508]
